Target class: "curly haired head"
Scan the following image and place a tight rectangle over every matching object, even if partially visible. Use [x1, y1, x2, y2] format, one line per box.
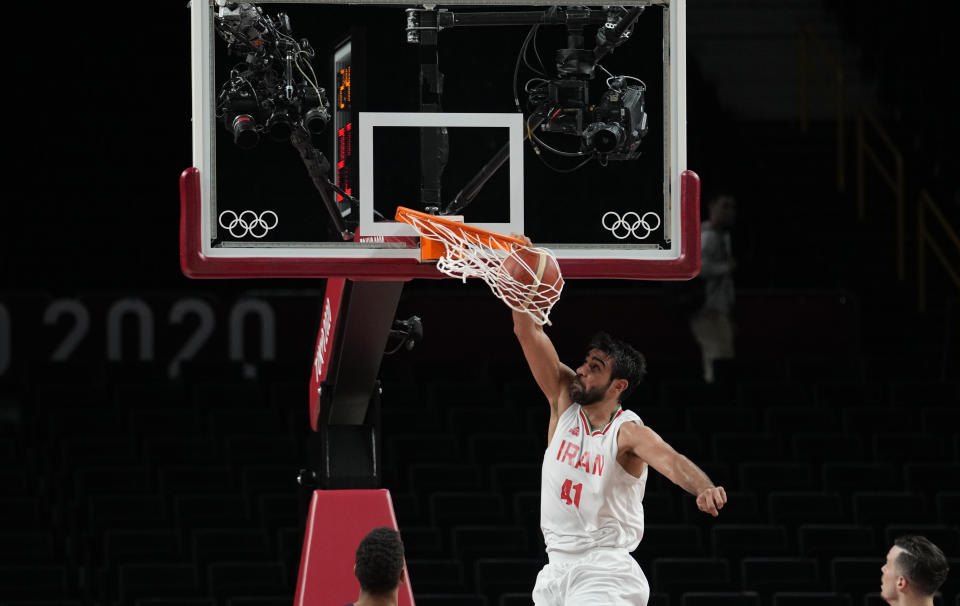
[355, 526, 404, 596]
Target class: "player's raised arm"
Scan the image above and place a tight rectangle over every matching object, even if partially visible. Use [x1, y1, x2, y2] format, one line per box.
[618, 422, 728, 517]
[513, 309, 576, 414]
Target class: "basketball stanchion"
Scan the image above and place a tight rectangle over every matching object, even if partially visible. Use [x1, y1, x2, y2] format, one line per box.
[395, 206, 565, 325]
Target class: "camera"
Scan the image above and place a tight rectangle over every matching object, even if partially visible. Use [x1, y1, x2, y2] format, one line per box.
[532, 76, 648, 161]
[215, 2, 331, 149]
[582, 78, 648, 160]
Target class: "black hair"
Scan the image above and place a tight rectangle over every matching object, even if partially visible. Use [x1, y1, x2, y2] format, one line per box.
[588, 332, 647, 402]
[894, 534, 950, 596]
[355, 526, 404, 596]
[708, 193, 736, 207]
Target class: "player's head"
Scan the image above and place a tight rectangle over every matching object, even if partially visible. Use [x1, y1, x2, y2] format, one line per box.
[708, 193, 736, 228]
[355, 526, 405, 597]
[881, 535, 949, 603]
[571, 332, 647, 406]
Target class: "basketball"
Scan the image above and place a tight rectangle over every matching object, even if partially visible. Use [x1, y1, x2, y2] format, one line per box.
[499, 247, 563, 311]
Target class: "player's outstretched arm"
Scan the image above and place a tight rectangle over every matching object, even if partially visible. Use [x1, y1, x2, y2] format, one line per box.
[618, 423, 727, 517]
[513, 309, 576, 414]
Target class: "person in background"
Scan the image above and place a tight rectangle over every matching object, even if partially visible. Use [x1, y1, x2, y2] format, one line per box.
[880, 535, 949, 605]
[690, 193, 737, 384]
[346, 526, 405, 606]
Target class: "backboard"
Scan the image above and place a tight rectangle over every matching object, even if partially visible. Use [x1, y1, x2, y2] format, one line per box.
[183, 0, 699, 280]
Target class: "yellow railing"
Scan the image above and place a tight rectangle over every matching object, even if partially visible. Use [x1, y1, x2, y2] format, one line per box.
[917, 190, 960, 312]
[856, 109, 905, 279]
[799, 27, 845, 191]
[800, 28, 959, 310]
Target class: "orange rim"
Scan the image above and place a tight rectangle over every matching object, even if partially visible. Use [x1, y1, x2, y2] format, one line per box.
[394, 206, 527, 253]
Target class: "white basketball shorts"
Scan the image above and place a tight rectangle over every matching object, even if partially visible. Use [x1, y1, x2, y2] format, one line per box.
[532, 547, 649, 606]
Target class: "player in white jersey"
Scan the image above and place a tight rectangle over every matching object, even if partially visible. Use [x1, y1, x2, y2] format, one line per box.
[513, 305, 727, 605]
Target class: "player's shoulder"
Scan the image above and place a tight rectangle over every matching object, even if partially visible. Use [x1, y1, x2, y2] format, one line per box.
[616, 416, 654, 446]
[618, 408, 643, 425]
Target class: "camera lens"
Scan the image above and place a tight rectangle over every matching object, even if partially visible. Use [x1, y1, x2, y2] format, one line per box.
[231, 114, 259, 150]
[304, 106, 330, 135]
[593, 130, 619, 153]
[266, 109, 293, 142]
[585, 122, 623, 154]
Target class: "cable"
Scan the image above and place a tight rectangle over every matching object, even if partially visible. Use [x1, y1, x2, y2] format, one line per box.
[526, 113, 588, 158]
[513, 25, 539, 112]
[533, 151, 595, 174]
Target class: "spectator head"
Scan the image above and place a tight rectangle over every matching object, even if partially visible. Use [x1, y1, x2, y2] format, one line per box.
[355, 526, 405, 597]
[708, 194, 736, 229]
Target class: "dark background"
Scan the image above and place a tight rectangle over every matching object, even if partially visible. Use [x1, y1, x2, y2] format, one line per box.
[1, 1, 958, 605]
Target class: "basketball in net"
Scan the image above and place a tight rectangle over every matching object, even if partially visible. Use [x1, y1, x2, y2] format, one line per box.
[394, 206, 565, 325]
[496, 247, 563, 312]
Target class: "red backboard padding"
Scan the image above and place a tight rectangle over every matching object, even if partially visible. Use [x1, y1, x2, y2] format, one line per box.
[294, 489, 414, 606]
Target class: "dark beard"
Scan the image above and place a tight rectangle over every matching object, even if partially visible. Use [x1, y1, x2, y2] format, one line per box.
[569, 378, 610, 406]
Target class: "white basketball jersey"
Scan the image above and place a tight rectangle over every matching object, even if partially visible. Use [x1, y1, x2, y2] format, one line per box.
[540, 404, 647, 554]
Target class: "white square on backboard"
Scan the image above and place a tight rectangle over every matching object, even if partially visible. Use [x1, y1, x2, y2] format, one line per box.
[358, 112, 524, 238]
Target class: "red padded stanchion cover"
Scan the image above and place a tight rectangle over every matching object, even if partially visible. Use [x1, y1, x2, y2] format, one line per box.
[294, 489, 414, 606]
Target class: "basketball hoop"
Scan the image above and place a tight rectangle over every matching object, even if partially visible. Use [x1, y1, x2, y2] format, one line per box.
[395, 206, 564, 325]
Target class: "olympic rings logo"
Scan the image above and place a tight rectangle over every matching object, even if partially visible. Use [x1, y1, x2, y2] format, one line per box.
[218, 210, 278, 239]
[601, 211, 661, 240]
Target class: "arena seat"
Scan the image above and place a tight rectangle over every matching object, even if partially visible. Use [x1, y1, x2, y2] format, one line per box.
[821, 462, 900, 493]
[0, 531, 56, 564]
[415, 594, 489, 606]
[652, 558, 733, 593]
[404, 558, 465, 593]
[103, 529, 182, 567]
[680, 592, 760, 606]
[430, 492, 507, 526]
[87, 495, 168, 534]
[399, 525, 445, 558]
[739, 462, 815, 493]
[191, 528, 270, 570]
[408, 463, 483, 494]
[711, 524, 790, 560]
[763, 407, 836, 434]
[905, 462, 960, 497]
[474, 557, 544, 597]
[207, 562, 287, 602]
[772, 592, 852, 606]
[634, 524, 704, 562]
[791, 433, 866, 464]
[118, 564, 200, 603]
[936, 492, 960, 524]
[830, 557, 882, 594]
[489, 462, 542, 496]
[740, 557, 821, 594]
[768, 492, 844, 525]
[872, 433, 946, 461]
[452, 525, 532, 562]
[852, 491, 928, 526]
[712, 432, 786, 462]
[797, 524, 876, 557]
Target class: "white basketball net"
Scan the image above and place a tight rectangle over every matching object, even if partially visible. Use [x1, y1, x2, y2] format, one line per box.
[398, 213, 564, 326]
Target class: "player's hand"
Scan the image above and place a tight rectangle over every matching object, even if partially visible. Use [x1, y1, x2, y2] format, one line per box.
[510, 233, 533, 248]
[696, 486, 727, 517]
